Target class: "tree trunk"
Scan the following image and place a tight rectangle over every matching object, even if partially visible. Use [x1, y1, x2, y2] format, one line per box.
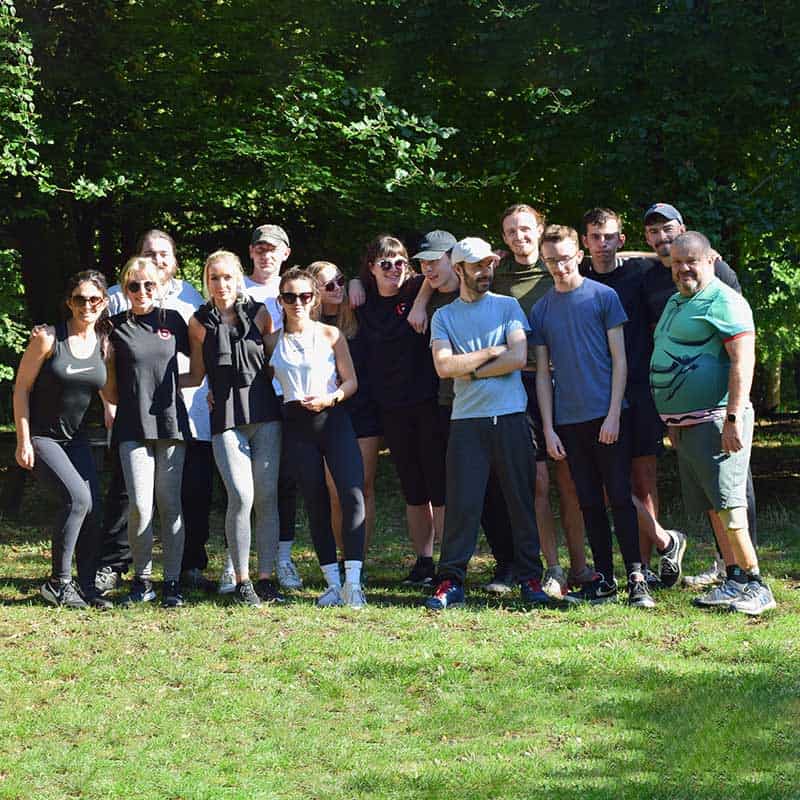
[763, 354, 782, 415]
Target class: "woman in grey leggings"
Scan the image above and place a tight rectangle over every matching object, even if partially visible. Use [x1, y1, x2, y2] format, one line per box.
[183, 251, 283, 606]
[107, 257, 191, 608]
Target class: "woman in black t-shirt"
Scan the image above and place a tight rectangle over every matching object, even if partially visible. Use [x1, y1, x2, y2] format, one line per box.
[106, 257, 190, 608]
[13, 270, 114, 609]
[183, 250, 283, 607]
[356, 235, 448, 586]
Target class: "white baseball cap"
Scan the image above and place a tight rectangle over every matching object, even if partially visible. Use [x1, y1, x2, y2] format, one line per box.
[450, 237, 498, 265]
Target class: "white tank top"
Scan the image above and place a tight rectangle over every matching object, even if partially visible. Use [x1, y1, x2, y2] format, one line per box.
[269, 322, 339, 402]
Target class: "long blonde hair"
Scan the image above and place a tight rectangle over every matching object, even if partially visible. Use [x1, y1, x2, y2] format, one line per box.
[307, 260, 358, 339]
[202, 250, 247, 301]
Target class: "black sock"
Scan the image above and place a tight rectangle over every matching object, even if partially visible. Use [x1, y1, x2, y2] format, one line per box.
[419, 556, 434, 566]
[728, 565, 748, 584]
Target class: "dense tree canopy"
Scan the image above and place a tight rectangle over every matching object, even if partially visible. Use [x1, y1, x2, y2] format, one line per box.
[1, 0, 799, 406]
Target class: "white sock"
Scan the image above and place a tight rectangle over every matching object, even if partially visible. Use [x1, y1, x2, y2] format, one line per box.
[278, 540, 294, 563]
[344, 560, 362, 586]
[321, 563, 341, 589]
[223, 550, 234, 574]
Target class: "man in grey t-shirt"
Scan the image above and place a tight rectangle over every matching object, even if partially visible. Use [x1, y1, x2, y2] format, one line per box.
[425, 237, 547, 610]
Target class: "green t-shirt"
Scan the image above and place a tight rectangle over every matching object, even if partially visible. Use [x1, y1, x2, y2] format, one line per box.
[493, 257, 553, 368]
[650, 279, 754, 422]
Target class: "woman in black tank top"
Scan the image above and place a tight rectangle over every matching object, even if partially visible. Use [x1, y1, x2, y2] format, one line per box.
[13, 270, 114, 609]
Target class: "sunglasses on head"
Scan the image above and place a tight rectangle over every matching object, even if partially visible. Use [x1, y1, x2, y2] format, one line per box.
[127, 280, 158, 294]
[321, 274, 346, 292]
[280, 291, 315, 305]
[71, 294, 104, 308]
[377, 257, 408, 272]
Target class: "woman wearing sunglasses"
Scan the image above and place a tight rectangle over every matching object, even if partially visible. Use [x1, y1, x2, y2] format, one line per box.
[182, 251, 283, 606]
[106, 257, 191, 608]
[267, 267, 366, 608]
[356, 235, 447, 586]
[13, 271, 115, 609]
[308, 261, 381, 573]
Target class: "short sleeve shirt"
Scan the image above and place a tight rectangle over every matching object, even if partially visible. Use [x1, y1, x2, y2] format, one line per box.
[529, 278, 628, 426]
[430, 292, 529, 420]
[650, 278, 754, 423]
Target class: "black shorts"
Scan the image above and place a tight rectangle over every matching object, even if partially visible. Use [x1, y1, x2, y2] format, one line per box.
[627, 394, 665, 459]
[521, 372, 547, 462]
[381, 399, 447, 506]
[345, 395, 383, 440]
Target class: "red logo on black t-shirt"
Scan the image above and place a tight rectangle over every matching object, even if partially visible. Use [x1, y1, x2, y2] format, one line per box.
[395, 302, 409, 317]
[157, 328, 172, 340]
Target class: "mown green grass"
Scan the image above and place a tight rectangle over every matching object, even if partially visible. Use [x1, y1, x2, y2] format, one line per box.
[0, 425, 799, 800]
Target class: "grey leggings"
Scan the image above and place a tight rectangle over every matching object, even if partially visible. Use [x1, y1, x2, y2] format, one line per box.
[119, 439, 186, 582]
[212, 421, 281, 578]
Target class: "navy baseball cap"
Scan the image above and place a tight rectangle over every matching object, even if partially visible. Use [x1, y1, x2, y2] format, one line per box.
[643, 203, 684, 224]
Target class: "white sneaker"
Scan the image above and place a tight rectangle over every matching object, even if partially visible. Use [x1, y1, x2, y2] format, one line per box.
[692, 578, 747, 608]
[317, 585, 344, 607]
[277, 559, 303, 590]
[541, 565, 568, 600]
[683, 558, 725, 589]
[218, 570, 236, 595]
[342, 582, 367, 609]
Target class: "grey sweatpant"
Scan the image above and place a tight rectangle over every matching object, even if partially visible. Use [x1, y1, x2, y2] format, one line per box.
[119, 439, 186, 582]
[212, 421, 281, 578]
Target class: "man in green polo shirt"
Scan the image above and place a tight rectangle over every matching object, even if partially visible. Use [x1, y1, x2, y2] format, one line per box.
[650, 231, 775, 615]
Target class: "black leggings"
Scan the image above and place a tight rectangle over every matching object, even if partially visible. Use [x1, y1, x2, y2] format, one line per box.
[281, 404, 365, 565]
[32, 434, 101, 592]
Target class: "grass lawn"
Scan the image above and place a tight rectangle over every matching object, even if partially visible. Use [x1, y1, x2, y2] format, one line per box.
[0, 418, 799, 800]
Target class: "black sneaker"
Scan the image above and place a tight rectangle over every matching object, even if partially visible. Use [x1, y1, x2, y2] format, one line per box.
[255, 578, 285, 603]
[627, 573, 656, 609]
[162, 580, 184, 608]
[40, 579, 89, 609]
[564, 574, 618, 605]
[234, 580, 262, 607]
[401, 557, 435, 587]
[483, 564, 515, 595]
[659, 530, 687, 588]
[124, 577, 157, 605]
[80, 586, 114, 610]
[95, 566, 121, 596]
[181, 568, 217, 593]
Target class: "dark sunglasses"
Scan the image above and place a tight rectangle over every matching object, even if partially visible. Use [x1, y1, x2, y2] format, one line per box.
[377, 257, 408, 272]
[280, 291, 315, 305]
[70, 295, 104, 308]
[322, 274, 346, 292]
[127, 280, 158, 294]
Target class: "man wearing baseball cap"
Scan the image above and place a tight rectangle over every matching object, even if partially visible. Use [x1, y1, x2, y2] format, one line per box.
[244, 222, 303, 592]
[632, 204, 757, 588]
[426, 237, 546, 609]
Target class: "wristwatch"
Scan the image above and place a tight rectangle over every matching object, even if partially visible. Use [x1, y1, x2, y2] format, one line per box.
[726, 413, 737, 423]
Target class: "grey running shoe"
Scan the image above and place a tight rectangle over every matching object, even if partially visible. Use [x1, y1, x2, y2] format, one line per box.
[483, 565, 515, 595]
[95, 566, 121, 596]
[233, 580, 262, 607]
[683, 558, 725, 589]
[317, 585, 344, 607]
[643, 565, 662, 589]
[41, 579, 89, 609]
[730, 581, 777, 616]
[627, 573, 656, 609]
[218, 569, 236, 595]
[541, 565, 568, 600]
[659, 530, 687, 588]
[342, 582, 367, 609]
[277, 559, 303, 590]
[692, 578, 748, 609]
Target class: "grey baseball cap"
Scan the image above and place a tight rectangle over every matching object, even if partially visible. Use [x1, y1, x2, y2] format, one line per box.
[643, 203, 684, 225]
[251, 224, 290, 247]
[412, 230, 457, 260]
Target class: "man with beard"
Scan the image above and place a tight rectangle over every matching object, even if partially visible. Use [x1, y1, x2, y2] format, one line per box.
[425, 237, 546, 609]
[650, 232, 775, 614]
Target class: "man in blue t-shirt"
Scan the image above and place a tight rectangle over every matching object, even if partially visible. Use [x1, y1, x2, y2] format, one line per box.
[531, 225, 668, 608]
[426, 237, 546, 610]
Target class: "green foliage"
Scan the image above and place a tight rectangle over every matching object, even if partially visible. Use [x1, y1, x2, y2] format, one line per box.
[0, 248, 28, 382]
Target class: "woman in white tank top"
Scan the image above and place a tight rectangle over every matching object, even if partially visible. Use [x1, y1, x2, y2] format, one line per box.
[266, 268, 367, 608]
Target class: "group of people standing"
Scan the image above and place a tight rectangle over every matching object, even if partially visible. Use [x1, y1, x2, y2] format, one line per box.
[13, 201, 776, 616]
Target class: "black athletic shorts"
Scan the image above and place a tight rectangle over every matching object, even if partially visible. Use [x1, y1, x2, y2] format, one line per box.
[521, 372, 547, 462]
[381, 398, 447, 506]
[628, 393, 665, 459]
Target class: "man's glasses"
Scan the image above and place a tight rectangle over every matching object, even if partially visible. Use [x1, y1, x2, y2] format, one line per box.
[127, 280, 158, 294]
[321, 275, 346, 292]
[542, 253, 578, 269]
[280, 291, 315, 305]
[377, 257, 408, 272]
[70, 295, 104, 308]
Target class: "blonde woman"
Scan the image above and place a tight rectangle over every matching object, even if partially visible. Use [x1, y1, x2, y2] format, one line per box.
[183, 250, 283, 606]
